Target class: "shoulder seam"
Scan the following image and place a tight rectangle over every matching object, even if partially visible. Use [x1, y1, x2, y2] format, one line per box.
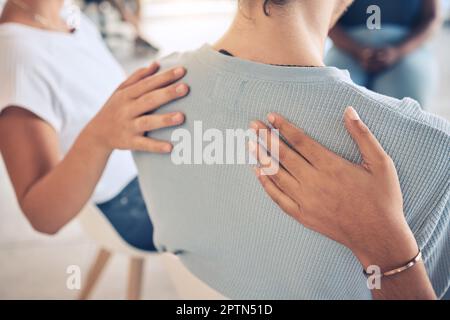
[337, 79, 450, 137]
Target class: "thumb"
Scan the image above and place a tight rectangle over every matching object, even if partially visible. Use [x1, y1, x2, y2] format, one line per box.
[344, 107, 389, 170]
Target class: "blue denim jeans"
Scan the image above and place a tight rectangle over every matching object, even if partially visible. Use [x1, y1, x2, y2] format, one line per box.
[96, 177, 156, 251]
[325, 25, 438, 107]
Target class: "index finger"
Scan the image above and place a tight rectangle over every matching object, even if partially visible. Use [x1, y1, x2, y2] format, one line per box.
[117, 62, 160, 90]
[267, 113, 338, 169]
[250, 120, 312, 180]
[127, 66, 187, 99]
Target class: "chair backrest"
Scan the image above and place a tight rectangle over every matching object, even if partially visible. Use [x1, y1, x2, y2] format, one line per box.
[78, 204, 226, 299]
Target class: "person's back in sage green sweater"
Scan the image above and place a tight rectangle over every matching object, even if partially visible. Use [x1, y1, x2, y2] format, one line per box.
[133, 0, 450, 299]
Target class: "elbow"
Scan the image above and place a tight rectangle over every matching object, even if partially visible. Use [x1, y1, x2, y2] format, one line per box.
[21, 206, 62, 235]
[31, 223, 61, 236]
[28, 217, 61, 235]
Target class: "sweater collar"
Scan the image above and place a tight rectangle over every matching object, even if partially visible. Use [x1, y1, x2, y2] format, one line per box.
[197, 44, 352, 83]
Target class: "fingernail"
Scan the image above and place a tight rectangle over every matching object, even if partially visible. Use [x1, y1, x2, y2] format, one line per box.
[176, 83, 188, 95]
[174, 67, 185, 77]
[250, 121, 258, 130]
[150, 61, 159, 69]
[252, 166, 260, 177]
[346, 107, 360, 121]
[163, 144, 173, 153]
[172, 113, 184, 122]
[267, 113, 275, 124]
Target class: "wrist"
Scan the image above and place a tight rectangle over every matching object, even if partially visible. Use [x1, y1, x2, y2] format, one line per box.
[353, 222, 419, 271]
[79, 121, 113, 156]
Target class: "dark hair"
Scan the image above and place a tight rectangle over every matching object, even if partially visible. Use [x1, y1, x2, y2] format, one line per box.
[263, 0, 289, 16]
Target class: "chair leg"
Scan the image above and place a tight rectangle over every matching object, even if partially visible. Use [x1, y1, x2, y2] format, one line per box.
[78, 248, 112, 300]
[127, 257, 144, 300]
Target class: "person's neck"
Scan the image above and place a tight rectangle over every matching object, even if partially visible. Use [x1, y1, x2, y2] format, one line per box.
[0, 0, 66, 31]
[214, 5, 330, 67]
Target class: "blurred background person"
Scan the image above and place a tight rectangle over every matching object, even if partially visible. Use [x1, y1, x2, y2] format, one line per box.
[325, 0, 443, 107]
[83, 0, 159, 54]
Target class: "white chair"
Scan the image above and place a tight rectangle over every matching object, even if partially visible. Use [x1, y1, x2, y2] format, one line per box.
[77, 204, 226, 300]
[77, 204, 151, 300]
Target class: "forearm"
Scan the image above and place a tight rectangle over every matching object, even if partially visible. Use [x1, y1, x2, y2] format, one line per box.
[397, 17, 442, 56]
[398, 0, 443, 55]
[20, 128, 111, 234]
